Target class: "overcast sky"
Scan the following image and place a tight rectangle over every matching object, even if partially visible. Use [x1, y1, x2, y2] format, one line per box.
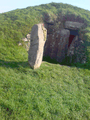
[0, 0, 90, 13]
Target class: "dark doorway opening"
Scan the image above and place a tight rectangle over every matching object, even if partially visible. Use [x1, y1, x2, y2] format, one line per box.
[68, 35, 75, 47]
[67, 29, 79, 48]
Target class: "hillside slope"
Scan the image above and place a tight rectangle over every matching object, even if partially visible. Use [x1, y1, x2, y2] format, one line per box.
[0, 2, 90, 120]
[0, 2, 90, 65]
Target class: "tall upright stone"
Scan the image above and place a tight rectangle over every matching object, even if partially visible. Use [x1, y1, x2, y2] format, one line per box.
[28, 23, 47, 69]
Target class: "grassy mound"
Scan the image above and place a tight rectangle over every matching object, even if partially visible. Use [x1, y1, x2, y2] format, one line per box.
[0, 2, 90, 119]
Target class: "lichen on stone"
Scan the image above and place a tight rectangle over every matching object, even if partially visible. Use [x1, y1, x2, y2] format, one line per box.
[42, 24, 47, 41]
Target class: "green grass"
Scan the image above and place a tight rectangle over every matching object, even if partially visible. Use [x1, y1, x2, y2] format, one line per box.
[0, 2, 90, 120]
[0, 48, 90, 119]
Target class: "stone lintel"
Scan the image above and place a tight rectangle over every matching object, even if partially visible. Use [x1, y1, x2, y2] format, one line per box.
[65, 21, 84, 30]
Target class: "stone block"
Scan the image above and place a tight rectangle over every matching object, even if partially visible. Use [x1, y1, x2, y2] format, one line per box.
[28, 23, 47, 69]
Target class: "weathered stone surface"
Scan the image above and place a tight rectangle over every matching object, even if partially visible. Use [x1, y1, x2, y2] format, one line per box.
[22, 38, 28, 42]
[27, 15, 86, 67]
[56, 29, 70, 62]
[67, 36, 86, 63]
[27, 34, 31, 40]
[65, 21, 84, 30]
[67, 36, 78, 63]
[28, 23, 47, 69]
[22, 34, 31, 42]
[44, 29, 70, 63]
[21, 34, 31, 51]
[18, 42, 22, 46]
[42, 12, 87, 64]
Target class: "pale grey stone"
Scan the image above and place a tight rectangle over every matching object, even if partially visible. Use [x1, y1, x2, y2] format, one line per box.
[28, 23, 47, 69]
[65, 21, 84, 30]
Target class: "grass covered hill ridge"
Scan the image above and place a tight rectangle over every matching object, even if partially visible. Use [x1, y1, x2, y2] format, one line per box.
[0, 2, 90, 120]
[0, 2, 90, 64]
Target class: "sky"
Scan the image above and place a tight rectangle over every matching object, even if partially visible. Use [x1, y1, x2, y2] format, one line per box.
[0, 0, 90, 13]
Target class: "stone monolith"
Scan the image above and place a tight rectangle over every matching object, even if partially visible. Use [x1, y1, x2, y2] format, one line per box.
[28, 23, 47, 69]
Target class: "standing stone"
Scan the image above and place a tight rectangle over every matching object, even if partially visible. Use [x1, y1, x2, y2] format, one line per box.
[28, 23, 47, 69]
[56, 29, 70, 62]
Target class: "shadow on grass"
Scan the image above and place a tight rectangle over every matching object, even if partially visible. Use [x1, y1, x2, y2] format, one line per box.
[0, 59, 29, 69]
[0, 57, 90, 70]
[43, 56, 90, 70]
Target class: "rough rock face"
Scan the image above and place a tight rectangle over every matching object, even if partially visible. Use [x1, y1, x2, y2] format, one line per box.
[18, 34, 31, 51]
[27, 15, 86, 68]
[67, 36, 86, 63]
[43, 18, 86, 64]
[28, 23, 47, 69]
[22, 34, 31, 42]
[65, 21, 84, 30]
[27, 34, 31, 40]
[44, 29, 70, 62]
[67, 36, 79, 63]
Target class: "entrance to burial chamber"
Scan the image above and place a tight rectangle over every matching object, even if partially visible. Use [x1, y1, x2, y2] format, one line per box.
[68, 29, 79, 47]
[43, 28, 79, 64]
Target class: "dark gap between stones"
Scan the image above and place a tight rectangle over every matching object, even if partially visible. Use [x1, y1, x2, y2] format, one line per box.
[68, 35, 75, 47]
[68, 29, 79, 47]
